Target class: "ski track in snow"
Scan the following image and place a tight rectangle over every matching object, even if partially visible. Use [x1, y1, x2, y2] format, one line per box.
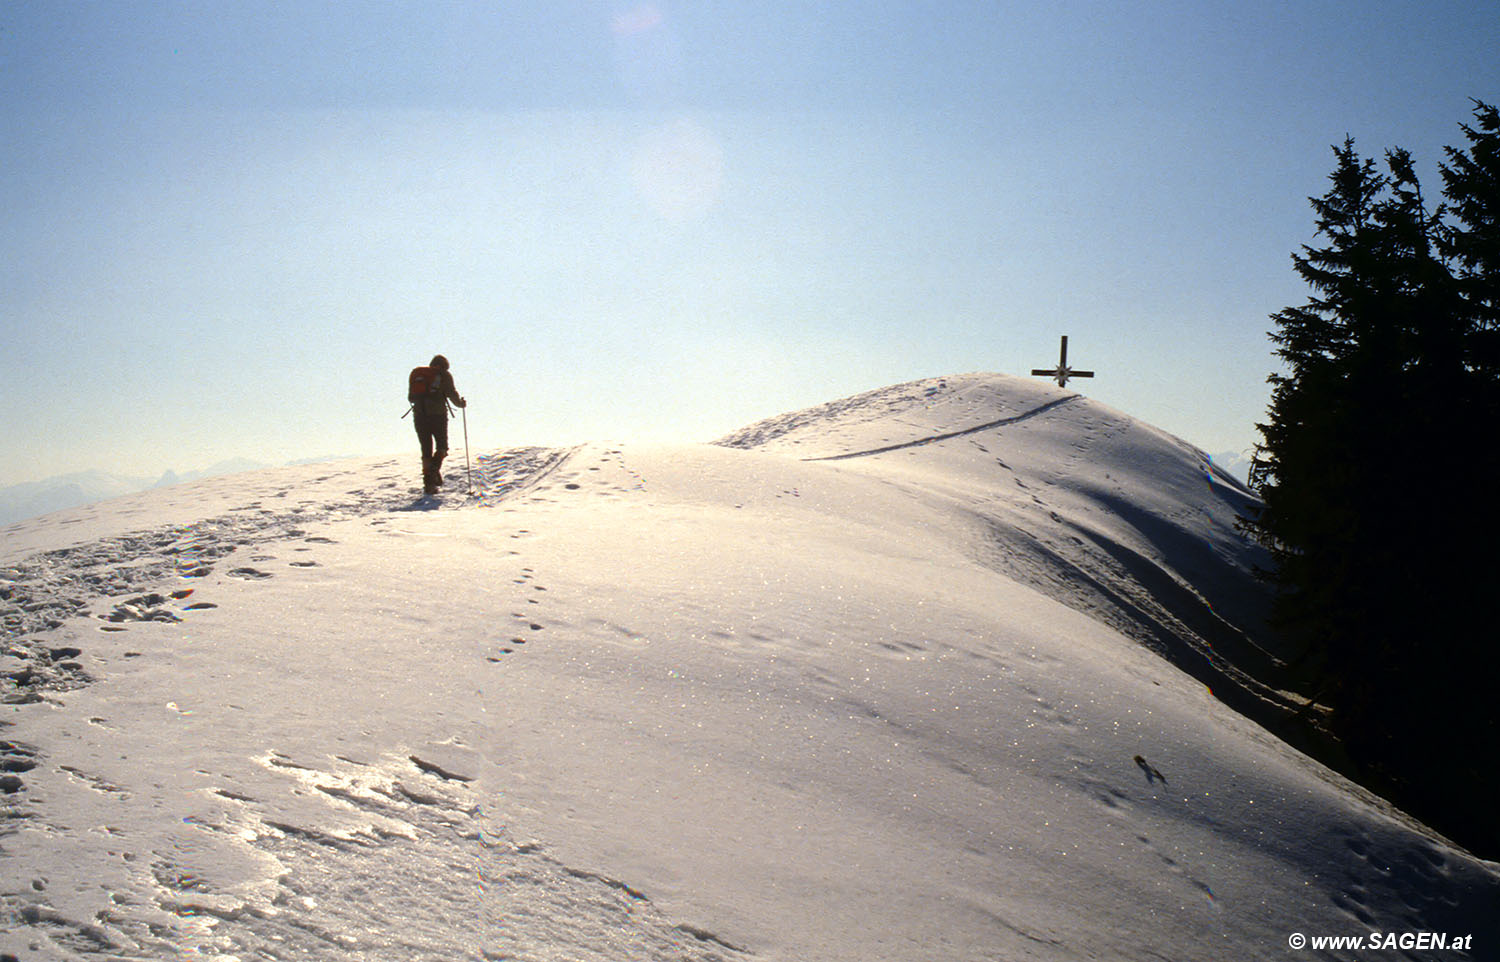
[2, 448, 562, 660]
[801, 394, 1082, 461]
[3, 446, 751, 960]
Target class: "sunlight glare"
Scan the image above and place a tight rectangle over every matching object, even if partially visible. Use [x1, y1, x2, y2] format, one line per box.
[631, 118, 725, 221]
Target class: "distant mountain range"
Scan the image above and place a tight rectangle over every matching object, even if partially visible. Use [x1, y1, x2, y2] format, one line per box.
[0, 457, 353, 526]
[1210, 449, 1252, 484]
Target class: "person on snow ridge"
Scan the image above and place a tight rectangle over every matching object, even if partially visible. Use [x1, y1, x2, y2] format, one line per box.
[409, 354, 466, 494]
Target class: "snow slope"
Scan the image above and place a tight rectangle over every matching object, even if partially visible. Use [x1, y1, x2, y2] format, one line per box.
[716, 373, 1295, 720]
[2, 374, 1495, 962]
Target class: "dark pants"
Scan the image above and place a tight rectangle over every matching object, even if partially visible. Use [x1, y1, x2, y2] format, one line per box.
[413, 409, 449, 469]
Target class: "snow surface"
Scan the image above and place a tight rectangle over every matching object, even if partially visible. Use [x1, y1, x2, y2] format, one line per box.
[2, 373, 1495, 961]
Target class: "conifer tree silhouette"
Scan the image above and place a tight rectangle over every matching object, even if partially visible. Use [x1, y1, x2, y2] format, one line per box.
[1248, 101, 1500, 858]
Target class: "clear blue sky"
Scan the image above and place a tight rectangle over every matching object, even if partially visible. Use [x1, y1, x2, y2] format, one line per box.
[2, 1, 1496, 484]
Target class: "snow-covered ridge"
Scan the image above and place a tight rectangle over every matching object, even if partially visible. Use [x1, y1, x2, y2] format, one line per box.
[3, 374, 1496, 961]
[715, 371, 1072, 457]
[720, 373, 1291, 719]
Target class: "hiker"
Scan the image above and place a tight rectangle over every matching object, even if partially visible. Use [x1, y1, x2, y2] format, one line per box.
[409, 354, 466, 494]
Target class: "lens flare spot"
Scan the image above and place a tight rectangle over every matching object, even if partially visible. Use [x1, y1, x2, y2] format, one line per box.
[612, 4, 664, 36]
[632, 118, 725, 221]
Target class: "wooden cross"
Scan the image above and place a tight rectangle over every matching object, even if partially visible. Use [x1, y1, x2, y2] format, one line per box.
[1031, 335, 1094, 388]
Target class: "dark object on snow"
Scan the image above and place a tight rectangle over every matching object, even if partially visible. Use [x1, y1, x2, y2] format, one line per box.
[407, 355, 466, 495]
[1134, 754, 1167, 785]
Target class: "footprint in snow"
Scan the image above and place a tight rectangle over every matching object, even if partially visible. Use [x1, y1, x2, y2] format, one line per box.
[0, 739, 40, 795]
[103, 593, 182, 624]
[488, 638, 530, 661]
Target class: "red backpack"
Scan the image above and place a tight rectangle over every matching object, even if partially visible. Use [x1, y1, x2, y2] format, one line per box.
[409, 365, 441, 403]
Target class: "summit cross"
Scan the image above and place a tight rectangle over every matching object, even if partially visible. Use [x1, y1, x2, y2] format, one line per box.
[1031, 335, 1095, 389]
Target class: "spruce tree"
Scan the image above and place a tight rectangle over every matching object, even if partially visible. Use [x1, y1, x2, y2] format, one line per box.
[1427, 102, 1500, 857]
[1441, 101, 1500, 339]
[1247, 141, 1392, 692]
[1249, 106, 1499, 857]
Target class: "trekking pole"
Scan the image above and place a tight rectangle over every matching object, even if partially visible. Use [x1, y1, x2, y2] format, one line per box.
[462, 405, 473, 496]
